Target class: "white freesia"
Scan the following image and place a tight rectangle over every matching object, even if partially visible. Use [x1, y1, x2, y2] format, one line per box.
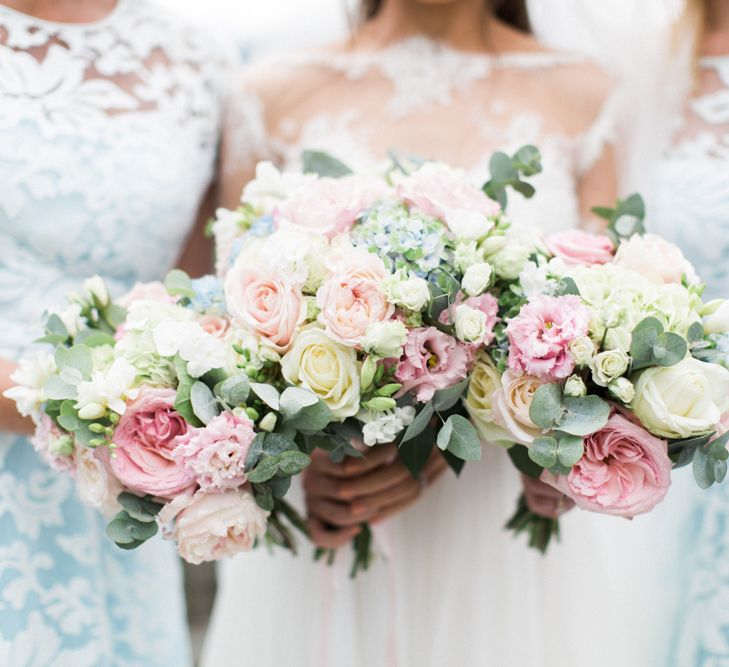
[358, 406, 416, 446]
[3, 351, 57, 416]
[83, 275, 110, 306]
[153, 320, 227, 378]
[590, 349, 630, 387]
[704, 299, 729, 334]
[454, 304, 488, 344]
[383, 270, 431, 311]
[74, 446, 123, 517]
[362, 320, 408, 359]
[74, 358, 139, 419]
[461, 262, 493, 297]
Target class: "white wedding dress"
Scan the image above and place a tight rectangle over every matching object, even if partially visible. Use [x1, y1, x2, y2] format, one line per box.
[204, 39, 671, 667]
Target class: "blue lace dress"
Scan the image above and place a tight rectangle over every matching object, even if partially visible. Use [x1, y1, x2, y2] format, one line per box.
[0, 2, 226, 665]
[650, 55, 729, 666]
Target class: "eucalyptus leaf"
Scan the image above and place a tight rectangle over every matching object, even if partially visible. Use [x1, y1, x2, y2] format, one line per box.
[57, 400, 80, 432]
[106, 510, 158, 545]
[74, 331, 116, 348]
[247, 456, 281, 484]
[253, 484, 275, 511]
[529, 436, 558, 469]
[401, 402, 434, 443]
[214, 374, 250, 407]
[262, 433, 298, 456]
[190, 381, 220, 425]
[302, 150, 353, 178]
[276, 450, 311, 476]
[438, 414, 481, 461]
[164, 269, 196, 299]
[45, 313, 69, 339]
[688, 321, 705, 344]
[117, 493, 163, 523]
[507, 444, 544, 479]
[398, 426, 435, 479]
[282, 399, 333, 434]
[555, 433, 584, 467]
[652, 332, 687, 367]
[553, 277, 580, 297]
[432, 378, 469, 412]
[529, 383, 564, 430]
[270, 475, 292, 499]
[558, 395, 610, 436]
[44, 376, 77, 401]
[693, 447, 715, 489]
[279, 387, 319, 419]
[245, 432, 266, 470]
[55, 345, 93, 380]
[250, 383, 280, 411]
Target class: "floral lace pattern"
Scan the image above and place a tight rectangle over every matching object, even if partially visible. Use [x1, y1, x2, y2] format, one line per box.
[0, 1, 228, 664]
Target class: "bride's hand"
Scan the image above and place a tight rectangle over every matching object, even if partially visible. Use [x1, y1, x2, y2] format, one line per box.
[521, 474, 575, 519]
[305, 443, 447, 549]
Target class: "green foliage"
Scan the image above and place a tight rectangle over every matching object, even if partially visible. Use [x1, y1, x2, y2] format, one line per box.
[505, 493, 560, 553]
[301, 150, 353, 178]
[630, 317, 688, 371]
[214, 374, 251, 407]
[164, 269, 196, 299]
[432, 378, 469, 412]
[436, 414, 481, 461]
[593, 193, 646, 245]
[553, 277, 580, 297]
[507, 444, 544, 479]
[173, 356, 203, 427]
[483, 145, 542, 209]
[693, 434, 729, 489]
[398, 425, 435, 479]
[280, 388, 334, 434]
[529, 383, 609, 437]
[529, 384, 564, 430]
[250, 382, 280, 410]
[106, 509, 159, 550]
[190, 381, 221, 425]
[117, 493, 163, 523]
[401, 402, 434, 443]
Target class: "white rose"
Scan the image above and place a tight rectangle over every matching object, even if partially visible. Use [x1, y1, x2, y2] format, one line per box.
[358, 406, 416, 446]
[454, 304, 488, 344]
[564, 374, 587, 398]
[569, 336, 596, 367]
[603, 327, 632, 352]
[453, 240, 484, 273]
[704, 300, 729, 335]
[74, 447, 123, 517]
[383, 271, 431, 311]
[461, 262, 493, 297]
[281, 326, 361, 419]
[3, 351, 57, 417]
[464, 354, 511, 445]
[361, 320, 408, 359]
[608, 377, 635, 403]
[590, 349, 630, 387]
[632, 357, 729, 438]
[83, 275, 110, 307]
[160, 490, 269, 565]
[75, 358, 139, 419]
[491, 370, 543, 445]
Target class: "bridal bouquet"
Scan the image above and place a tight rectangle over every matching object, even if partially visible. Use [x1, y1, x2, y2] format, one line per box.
[466, 195, 729, 550]
[5, 274, 316, 563]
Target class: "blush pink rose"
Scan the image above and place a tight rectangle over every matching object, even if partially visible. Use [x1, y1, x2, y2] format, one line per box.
[506, 294, 590, 381]
[541, 412, 672, 517]
[395, 327, 470, 402]
[110, 387, 193, 499]
[544, 230, 614, 266]
[118, 281, 177, 308]
[224, 263, 305, 352]
[439, 292, 500, 346]
[614, 233, 698, 285]
[172, 411, 256, 492]
[159, 489, 269, 564]
[396, 164, 500, 240]
[198, 314, 229, 340]
[275, 176, 383, 238]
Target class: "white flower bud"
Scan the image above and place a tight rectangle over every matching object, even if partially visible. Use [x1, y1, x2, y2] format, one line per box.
[259, 412, 277, 432]
[608, 377, 635, 404]
[461, 262, 493, 297]
[601, 304, 624, 329]
[362, 320, 408, 359]
[563, 374, 587, 398]
[84, 275, 110, 307]
[454, 304, 488, 344]
[704, 300, 729, 334]
[453, 241, 484, 273]
[590, 349, 630, 387]
[569, 336, 596, 367]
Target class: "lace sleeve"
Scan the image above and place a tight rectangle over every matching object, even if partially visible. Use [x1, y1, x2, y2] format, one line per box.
[577, 86, 624, 175]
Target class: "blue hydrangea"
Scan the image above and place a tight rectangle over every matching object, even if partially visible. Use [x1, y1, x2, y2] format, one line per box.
[228, 214, 275, 268]
[351, 202, 450, 277]
[190, 275, 226, 315]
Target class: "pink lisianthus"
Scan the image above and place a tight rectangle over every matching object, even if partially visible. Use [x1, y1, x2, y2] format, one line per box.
[224, 262, 305, 353]
[541, 412, 672, 517]
[275, 176, 382, 238]
[544, 230, 614, 266]
[110, 387, 193, 499]
[396, 164, 500, 240]
[439, 292, 500, 346]
[506, 294, 590, 381]
[395, 327, 470, 402]
[159, 489, 269, 564]
[172, 412, 256, 492]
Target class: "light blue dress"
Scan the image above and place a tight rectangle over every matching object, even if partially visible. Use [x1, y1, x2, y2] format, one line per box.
[0, 1, 227, 665]
[650, 55, 729, 666]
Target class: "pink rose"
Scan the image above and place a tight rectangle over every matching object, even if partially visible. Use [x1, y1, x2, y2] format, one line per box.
[275, 176, 382, 238]
[118, 281, 176, 308]
[224, 263, 305, 352]
[317, 250, 393, 346]
[396, 164, 500, 240]
[614, 233, 698, 285]
[506, 294, 590, 381]
[159, 489, 269, 564]
[395, 327, 470, 402]
[542, 412, 672, 517]
[110, 387, 193, 499]
[172, 412, 256, 492]
[439, 292, 500, 346]
[198, 314, 229, 340]
[544, 230, 614, 266]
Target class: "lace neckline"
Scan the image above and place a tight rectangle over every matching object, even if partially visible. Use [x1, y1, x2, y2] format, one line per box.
[0, 0, 127, 29]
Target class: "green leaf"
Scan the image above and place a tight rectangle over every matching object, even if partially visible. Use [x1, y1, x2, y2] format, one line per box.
[555, 432, 584, 467]
[558, 395, 610, 436]
[105, 304, 127, 330]
[441, 448, 466, 476]
[529, 383, 564, 430]
[57, 400, 80, 431]
[214, 374, 250, 407]
[507, 444, 544, 479]
[437, 414, 481, 461]
[282, 399, 333, 435]
[164, 269, 195, 299]
[432, 378, 469, 412]
[106, 510, 159, 545]
[687, 321, 705, 344]
[190, 381, 220, 425]
[253, 484, 275, 511]
[529, 436, 559, 469]
[45, 313, 69, 339]
[74, 331, 116, 348]
[652, 332, 688, 367]
[250, 383, 280, 411]
[276, 450, 311, 476]
[173, 356, 202, 426]
[398, 425, 435, 479]
[117, 493, 163, 523]
[279, 387, 319, 419]
[245, 432, 266, 469]
[44, 375, 77, 401]
[553, 277, 580, 297]
[55, 345, 93, 380]
[301, 150, 353, 178]
[247, 455, 281, 484]
[262, 432, 298, 456]
[270, 475, 292, 499]
[376, 383, 402, 398]
[513, 145, 542, 175]
[693, 446, 715, 489]
[401, 402, 434, 443]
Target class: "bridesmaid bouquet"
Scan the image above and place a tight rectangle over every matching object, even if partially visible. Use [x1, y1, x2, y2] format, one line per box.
[5, 274, 316, 563]
[468, 196, 729, 550]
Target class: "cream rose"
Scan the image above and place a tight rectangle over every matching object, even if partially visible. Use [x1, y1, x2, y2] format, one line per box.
[464, 354, 511, 446]
[490, 371, 543, 445]
[632, 358, 729, 439]
[590, 349, 630, 387]
[461, 262, 493, 297]
[281, 326, 361, 418]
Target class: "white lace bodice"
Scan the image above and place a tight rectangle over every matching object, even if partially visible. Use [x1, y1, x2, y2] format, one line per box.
[0, 0, 229, 359]
[652, 56, 729, 299]
[225, 37, 620, 233]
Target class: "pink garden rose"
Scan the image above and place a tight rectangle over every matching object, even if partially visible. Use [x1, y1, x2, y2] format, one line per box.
[541, 412, 672, 517]
[614, 233, 698, 285]
[439, 292, 500, 346]
[396, 164, 500, 240]
[544, 230, 614, 266]
[159, 489, 269, 564]
[224, 262, 305, 352]
[506, 294, 590, 381]
[275, 176, 382, 238]
[395, 327, 470, 402]
[172, 412, 256, 492]
[198, 314, 229, 340]
[110, 387, 193, 499]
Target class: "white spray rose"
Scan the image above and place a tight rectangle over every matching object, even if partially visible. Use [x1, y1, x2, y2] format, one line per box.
[569, 336, 596, 367]
[564, 374, 587, 398]
[453, 240, 484, 273]
[609, 377, 635, 403]
[362, 320, 408, 359]
[454, 304, 488, 344]
[461, 262, 493, 297]
[383, 271, 431, 311]
[590, 349, 630, 387]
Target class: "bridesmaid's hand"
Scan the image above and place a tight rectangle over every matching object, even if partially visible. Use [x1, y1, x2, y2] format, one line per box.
[521, 474, 575, 519]
[305, 443, 447, 549]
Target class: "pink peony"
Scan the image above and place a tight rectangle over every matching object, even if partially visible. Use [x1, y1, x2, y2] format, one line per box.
[224, 263, 305, 352]
[395, 327, 470, 402]
[396, 164, 500, 240]
[614, 233, 698, 285]
[506, 295, 590, 381]
[439, 292, 500, 346]
[544, 230, 614, 266]
[110, 387, 193, 499]
[172, 412, 256, 492]
[541, 412, 672, 517]
[159, 489, 269, 564]
[275, 176, 382, 238]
